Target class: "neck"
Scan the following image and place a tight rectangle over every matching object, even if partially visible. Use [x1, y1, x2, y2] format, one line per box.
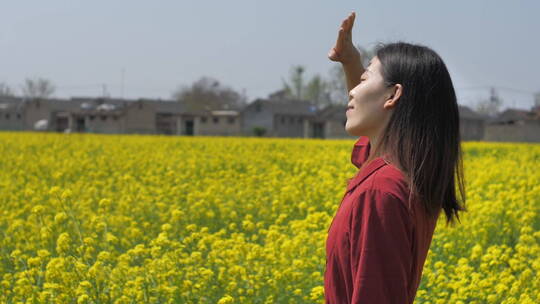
[366, 127, 384, 159]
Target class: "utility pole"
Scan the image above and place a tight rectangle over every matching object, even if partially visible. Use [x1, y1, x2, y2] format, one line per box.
[489, 87, 502, 114]
[102, 84, 109, 98]
[121, 68, 125, 99]
[489, 87, 497, 104]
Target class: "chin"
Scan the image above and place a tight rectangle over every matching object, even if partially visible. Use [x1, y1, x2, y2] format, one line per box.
[345, 123, 363, 137]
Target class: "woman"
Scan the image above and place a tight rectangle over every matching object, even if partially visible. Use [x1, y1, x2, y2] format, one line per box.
[324, 12, 467, 303]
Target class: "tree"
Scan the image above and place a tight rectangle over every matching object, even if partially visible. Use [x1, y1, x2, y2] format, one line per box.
[0, 82, 15, 97]
[172, 77, 247, 111]
[281, 65, 331, 108]
[304, 74, 331, 108]
[21, 78, 54, 99]
[326, 44, 376, 105]
[280, 44, 376, 108]
[327, 64, 347, 105]
[21, 77, 55, 99]
[475, 87, 503, 117]
[282, 65, 305, 100]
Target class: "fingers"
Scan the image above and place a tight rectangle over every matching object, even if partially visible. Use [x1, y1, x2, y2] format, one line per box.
[329, 28, 345, 62]
[344, 12, 355, 33]
[328, 48, 337, 61]
[340, 18, 348, 31]
[328, 47, 340, 62]
[335, 28, 345, 50]
[339, 11, 355, 33]
[349, 12, 356, 31]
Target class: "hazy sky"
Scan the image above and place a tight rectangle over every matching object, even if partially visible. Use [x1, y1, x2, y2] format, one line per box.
[1, 0, 539, 110]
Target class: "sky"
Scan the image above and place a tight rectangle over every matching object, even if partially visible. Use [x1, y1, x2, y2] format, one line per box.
[1, 0, 539, 110]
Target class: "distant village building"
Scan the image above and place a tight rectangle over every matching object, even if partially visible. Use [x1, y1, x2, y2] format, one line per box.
[484, 107, 540, 142]
[154, 101, 185, 135]
[241, 98, 318, 138]
[0, 97, 25, 131]
[458, 105, 486, 141]
[312, 104, 351, 139]
[1, 95, 538, 143]
[51, 98, 156, 134]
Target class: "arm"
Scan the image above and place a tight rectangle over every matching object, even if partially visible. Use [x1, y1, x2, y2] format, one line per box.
[349, 189, 413, 303]
[343, 58, 365, 93]
[328, 12, 366, 92]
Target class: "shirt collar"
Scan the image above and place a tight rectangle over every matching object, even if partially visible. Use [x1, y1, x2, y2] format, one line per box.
[346, 136, 388, 193]
[351, 136, 370, 169]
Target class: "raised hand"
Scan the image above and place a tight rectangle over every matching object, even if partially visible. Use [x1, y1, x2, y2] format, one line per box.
[328, 12, 361, 65]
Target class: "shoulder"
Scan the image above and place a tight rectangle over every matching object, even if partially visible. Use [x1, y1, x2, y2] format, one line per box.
[358, 163, 412, 212]
[370, 163, 409, 199]
[348, 187, 413, 233]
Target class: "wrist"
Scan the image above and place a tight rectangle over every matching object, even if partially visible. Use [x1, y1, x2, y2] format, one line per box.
[340, 52, 362, 66]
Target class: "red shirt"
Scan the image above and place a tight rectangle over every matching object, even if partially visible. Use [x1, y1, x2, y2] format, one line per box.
[324, 136, 439, 304]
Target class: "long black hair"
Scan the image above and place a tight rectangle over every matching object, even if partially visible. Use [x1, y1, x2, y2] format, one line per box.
[368, 41, 467, 227]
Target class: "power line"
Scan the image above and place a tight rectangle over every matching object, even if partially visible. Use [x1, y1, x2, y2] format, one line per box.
[456, 85, 536, 95]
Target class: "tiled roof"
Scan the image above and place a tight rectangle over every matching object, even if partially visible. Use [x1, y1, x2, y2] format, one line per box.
[316, 104, 347, 119]
[493, 108, 539, 123]
[245, 98, 318, 116]
[458, 105, 487, 120]
[154, 100, 186, 114]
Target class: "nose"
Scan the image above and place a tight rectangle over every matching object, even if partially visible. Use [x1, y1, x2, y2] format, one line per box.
[348, 90, 354, 101]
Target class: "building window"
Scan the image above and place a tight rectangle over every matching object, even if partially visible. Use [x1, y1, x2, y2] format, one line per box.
[5, 114, 9, 120]
[255, 104, 262, 112]
[343, 120, 346, 126]
[89, 115, 95, 121]
[297, 117, 302, 123]
[281, 117, 285, 124]
[213, 117, 219, 124]
[101, 115, 107, 121]
[17, 113, 21, 119]
[228, 117, 235, 124]
[201, 117, 207, 123]
[113, 116, 118, 121]
[289, 117, 294, 124]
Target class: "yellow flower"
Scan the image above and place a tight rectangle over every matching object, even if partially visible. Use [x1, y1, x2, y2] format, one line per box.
[54, 211, 68, 224]
[310, 286, 324, 301]
[2, 133, 539, 302]
[37, 249, 51, 259]
[98, 198, 112, 209]
[27, 257, 41, 268]
[49, 186, 61, 196]
[61, 189, 73, 200]
[242, 220, 255, 232]
[31, 205, 45, 214]
[77, 294, 90, 304]
[56, 232, 72, 255]
[161, 223, 172, 231]
[217, 295, 234, 304]
[97, 251, 111, 262]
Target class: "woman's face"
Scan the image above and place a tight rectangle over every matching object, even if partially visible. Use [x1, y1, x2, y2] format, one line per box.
[345, 56, 397, 138]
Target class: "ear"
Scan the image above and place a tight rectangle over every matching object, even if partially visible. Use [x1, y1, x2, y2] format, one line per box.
[383, 84, 402, 109]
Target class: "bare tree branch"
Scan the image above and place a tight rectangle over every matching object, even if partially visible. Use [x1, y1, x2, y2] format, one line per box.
[21, 77, 55, 99]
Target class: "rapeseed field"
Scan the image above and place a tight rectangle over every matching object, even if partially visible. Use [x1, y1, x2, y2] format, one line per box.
[0, 131, 538, 303]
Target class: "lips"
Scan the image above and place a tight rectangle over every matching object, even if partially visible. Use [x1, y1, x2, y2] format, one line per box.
[346, 105, 354, 112]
